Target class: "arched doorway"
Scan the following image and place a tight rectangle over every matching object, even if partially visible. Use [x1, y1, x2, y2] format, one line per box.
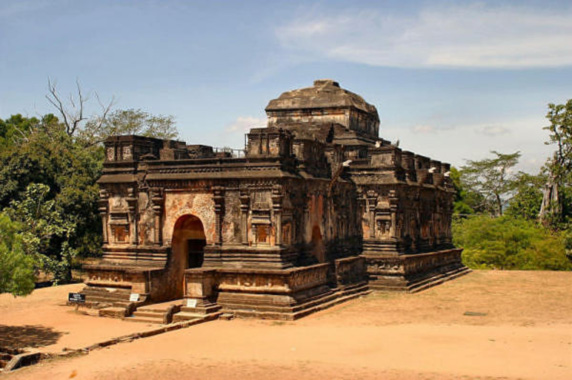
[170, 214, 206, 298]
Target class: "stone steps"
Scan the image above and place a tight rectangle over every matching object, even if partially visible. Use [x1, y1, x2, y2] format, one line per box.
[172, 311, 203, 323]
[124, 316, 164, 324]
[99, 306, 129, 318]
[123, 300, 183, 324]
[408, 266, 471, 293]
[370, 266, 471, 292]
[223, 285, 371, 320]
[131, 310, 163, 318]
[127, 309, 165, 324]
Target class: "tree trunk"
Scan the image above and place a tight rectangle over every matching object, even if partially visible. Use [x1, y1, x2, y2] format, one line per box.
[539, 177, 561, 226]
[496, 193, 503, 216]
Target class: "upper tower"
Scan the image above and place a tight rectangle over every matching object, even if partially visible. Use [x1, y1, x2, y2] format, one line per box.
[265, 79, 380, 139]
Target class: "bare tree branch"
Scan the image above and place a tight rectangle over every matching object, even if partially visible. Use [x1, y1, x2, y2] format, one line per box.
[45, 78, 114, 140]
[46, 78, 73, 135]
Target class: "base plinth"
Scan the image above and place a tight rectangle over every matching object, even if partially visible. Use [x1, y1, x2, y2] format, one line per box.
[365, 249, 470, 292]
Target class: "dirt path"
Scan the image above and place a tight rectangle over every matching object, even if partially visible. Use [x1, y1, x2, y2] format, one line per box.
[2, 271, 571, 379]
[0, 283, 157, 352]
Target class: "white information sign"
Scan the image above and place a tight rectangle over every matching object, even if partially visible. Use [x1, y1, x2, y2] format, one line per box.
[186, 299, 198, 308]
[129, 293, 140, 302]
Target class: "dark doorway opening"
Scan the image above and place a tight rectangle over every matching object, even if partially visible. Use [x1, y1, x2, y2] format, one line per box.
[187, 239, 206, 268]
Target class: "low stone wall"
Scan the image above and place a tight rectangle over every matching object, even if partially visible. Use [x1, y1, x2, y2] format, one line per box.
[215, 264, 331, 311]
[334, 256, 367, 288]
[365, 249, 469, 291]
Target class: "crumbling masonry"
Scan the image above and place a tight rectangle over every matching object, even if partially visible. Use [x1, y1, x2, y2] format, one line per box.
[81, 80, 469, 320]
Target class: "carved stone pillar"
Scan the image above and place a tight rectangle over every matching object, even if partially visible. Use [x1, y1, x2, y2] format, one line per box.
[389, 189, 398, 239]
[213, 186, 225, 246]
[151, 188, 164, 246]
[99, 189, 109, 244]
[366, 190, 377, 239]
[272, 185, 283, 246]
[239, 188, 250, 246]
[126, 187, 138, 245]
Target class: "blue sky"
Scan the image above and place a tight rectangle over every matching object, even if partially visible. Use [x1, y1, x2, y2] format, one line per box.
[1, 0, 571, 173]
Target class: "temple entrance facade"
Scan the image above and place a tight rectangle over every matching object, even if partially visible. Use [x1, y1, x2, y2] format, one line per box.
[170, 215, 206, 299]
[80, 80, 468, 320]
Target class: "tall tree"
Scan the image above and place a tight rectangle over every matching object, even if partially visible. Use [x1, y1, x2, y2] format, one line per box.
[0, 213, 35, 296]
[46, 79, 114, 138]
[46, 79, 179, 146]
[78, 108, 179, 147]
[5, 184, 77, 283]
[460, 151, 521, 216]
[539, 99, 572, 227]
[506, 172, 546, 220]
[0, 114, 103, 283]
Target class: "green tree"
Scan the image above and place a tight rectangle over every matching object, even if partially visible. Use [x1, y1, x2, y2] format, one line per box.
[0, 115, 103, 279]
[450, 166, 489, 215]
[460, 151, 521, 216]
[506, 172, 545, 220]
[0, 114, 40, 147]
[540, 99, 572, 227]
[453, 215, 571, 271]
[79, 108, 178, 147]
[0, 213, 35, 296]
[5, 184, 77, 283]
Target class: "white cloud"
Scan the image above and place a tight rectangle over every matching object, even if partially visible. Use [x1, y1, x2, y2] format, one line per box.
[225, 116, 266, 133]
[382, 116, 552, 174]
[411, 125, 436, 134]
[276, 4, 572, 69]
[480, 125, 511, 136]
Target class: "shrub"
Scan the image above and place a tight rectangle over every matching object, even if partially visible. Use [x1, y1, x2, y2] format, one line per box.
[453, 215, 572, 270]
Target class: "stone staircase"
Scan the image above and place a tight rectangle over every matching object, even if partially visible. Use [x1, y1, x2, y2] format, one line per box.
[124, 300, 183, 325]
[78, 286, 137, 318]
[172, 307, 212, 323]
[370, 265, 471, 292]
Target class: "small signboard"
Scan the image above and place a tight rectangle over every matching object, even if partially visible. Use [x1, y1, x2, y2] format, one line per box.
[129, 293, 140, 302]
[68, 293, 86, 303]
[186, 299, 198, 308]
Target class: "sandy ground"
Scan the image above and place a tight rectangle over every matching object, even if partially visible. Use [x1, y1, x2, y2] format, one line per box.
[2, 270, 571, 379]
[0, 283, 157, 353]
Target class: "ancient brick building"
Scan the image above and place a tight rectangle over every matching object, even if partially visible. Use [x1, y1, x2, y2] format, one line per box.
[82, 80, 468, 320]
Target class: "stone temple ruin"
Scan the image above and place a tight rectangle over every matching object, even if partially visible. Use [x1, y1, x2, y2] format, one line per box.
[80, 80, 469, 321]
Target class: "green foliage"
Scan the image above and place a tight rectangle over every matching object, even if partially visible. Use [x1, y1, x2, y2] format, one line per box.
[79, 108, 178, 147]
[0, 115, 103, 258]
[453, 215, 571, 271]
[5, 184, 77, 283]
[0, 105, 180, 293]
[450, 166, 484, 215]
[544, 99, 572, 182]
[540, 99, 572, 227]
[505, 172, 545, 220]
[0, 114, 40, 147]
[0, 213, 35, 296]
[460, 151, 521, 216]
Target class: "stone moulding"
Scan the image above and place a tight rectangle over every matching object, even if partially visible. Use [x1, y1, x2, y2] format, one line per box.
[365, 249, 470, 292]
[216, 263, 330, 294]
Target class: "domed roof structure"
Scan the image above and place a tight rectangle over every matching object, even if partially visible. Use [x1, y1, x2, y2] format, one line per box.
[265, 79, 379, 117]
[265, 80, 380, 139]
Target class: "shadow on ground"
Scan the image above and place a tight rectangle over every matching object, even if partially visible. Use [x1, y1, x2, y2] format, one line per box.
[0, 325, 63, 349]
